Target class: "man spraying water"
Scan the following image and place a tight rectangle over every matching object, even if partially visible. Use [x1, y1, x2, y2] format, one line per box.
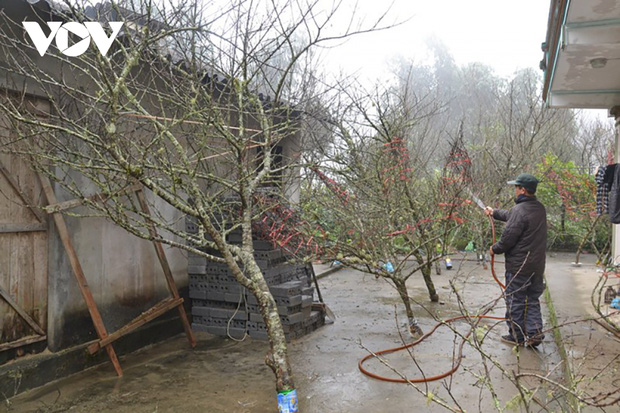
[484, 173, 547, 348]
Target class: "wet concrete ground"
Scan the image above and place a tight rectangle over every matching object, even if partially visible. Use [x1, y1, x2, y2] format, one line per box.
[544, 253, 620, 411]
[4, 253, 618, 412]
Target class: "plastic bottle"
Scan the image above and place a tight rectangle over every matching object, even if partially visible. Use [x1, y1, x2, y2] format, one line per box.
[277, 389, 298, 413]
[465, 241, 474, 252]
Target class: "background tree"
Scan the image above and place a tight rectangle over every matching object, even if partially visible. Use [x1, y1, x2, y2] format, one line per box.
[535, 154, 611, 263]
[391, 44, 579, 197]
[570, 115, 615, 172]
[301, 82, 473, 335]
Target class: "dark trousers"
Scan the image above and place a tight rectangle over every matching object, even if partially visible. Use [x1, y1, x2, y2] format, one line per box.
[504, 272, 545, 341]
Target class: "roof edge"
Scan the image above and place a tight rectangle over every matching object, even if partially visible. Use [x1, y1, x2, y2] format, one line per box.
[542, 0, 569, 102]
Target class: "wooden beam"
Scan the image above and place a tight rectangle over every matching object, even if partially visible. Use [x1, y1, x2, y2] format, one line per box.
[0, 160, 46, 223]
[0, 223, 46, 233]
[37, 173, 124, 377]
[135, 188, 196, 348]
[0, 285, 45, 336]
[0, 334, 46, 352]
[44, 184, 141, 213]
[87, 297, 184, 354]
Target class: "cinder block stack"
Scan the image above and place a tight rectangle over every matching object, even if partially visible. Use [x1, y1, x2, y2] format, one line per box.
[187, 221, 325, 341]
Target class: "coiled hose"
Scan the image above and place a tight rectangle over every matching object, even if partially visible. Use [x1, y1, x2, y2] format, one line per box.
[359, 215, 505, 383]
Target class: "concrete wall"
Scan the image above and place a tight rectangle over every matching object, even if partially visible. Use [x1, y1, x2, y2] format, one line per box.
[282, 132, 302, 205]
[46, 184, 187, 351]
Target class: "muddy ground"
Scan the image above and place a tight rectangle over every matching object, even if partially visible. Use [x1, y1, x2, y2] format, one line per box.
[4, 253, 619, 412]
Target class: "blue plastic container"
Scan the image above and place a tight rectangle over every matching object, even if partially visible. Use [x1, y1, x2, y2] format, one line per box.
[277, 389, 298, 413]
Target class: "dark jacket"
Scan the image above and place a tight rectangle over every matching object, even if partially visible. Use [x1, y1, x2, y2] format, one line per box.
[492, 196, 547, 280]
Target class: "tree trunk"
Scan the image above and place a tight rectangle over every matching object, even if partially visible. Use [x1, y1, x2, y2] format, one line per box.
[393, 276, 415, 323]
[421, 264, 439, 302]
[412, 250, 439, 302]
[245, 260, 295, 392]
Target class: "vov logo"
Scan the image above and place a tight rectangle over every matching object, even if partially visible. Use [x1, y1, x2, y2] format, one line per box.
[23, 21, 124, 57]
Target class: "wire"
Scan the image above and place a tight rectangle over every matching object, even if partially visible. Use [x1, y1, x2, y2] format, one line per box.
[359, 215, 506, 383]
[227, 287, 249, 342]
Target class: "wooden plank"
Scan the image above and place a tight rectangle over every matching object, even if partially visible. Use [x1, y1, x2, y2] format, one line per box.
[0, 334, 46, 352]
[0, 221, 11, 343]
[87, 297, 183, 354]
[135, 188, 196, 348]
[0, 156, 47, 347]
[0, 98, 48, 349]
[0, 160, 45, 223]
[0, 285, 45, 336]
[0, 155, 12, 224]
[33, 231, 48, 331]
[44, 184, 141, 214]
[30, 99, 48, 341]
[0, 223, 46, 233]
[17, 232, 35, 339]
[38, 173, 124, 377]
[8, 211, 19, 341]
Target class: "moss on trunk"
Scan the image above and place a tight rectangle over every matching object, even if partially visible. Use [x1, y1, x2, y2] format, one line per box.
[244, 260, 295, 392]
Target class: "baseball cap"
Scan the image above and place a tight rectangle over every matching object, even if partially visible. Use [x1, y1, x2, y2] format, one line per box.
[507, 173, 539, 193]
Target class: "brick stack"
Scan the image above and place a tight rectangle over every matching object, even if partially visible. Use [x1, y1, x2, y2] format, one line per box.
[188, 222, 325, 341]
